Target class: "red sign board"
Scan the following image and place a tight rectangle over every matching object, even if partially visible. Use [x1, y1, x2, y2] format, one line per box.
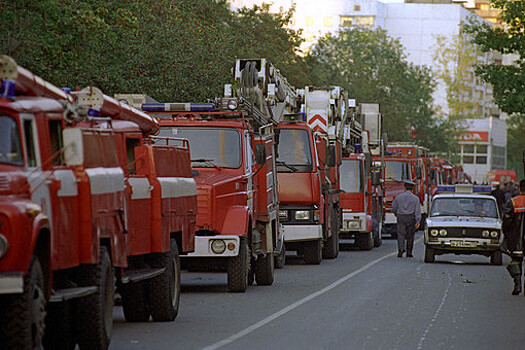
[458, 131, 489, 142]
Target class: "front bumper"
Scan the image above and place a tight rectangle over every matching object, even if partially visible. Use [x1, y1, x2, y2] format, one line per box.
[0, 272, 24, 294]
[341, 212, 367, 233]
[425, 237, 502, 251]
[184, 235, 240, 258]
[283, 224, 322, 242]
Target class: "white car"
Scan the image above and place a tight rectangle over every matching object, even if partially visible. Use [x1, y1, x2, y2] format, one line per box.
[424, 192, 503, 264]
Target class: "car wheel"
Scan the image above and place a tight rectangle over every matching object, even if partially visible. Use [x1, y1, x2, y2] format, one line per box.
[424, 246, 435, 263]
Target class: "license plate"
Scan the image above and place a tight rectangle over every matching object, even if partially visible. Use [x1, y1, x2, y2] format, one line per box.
[450, 240, 476, 248]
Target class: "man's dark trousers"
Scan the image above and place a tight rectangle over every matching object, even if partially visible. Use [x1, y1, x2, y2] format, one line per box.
[397, 214, 416, 253]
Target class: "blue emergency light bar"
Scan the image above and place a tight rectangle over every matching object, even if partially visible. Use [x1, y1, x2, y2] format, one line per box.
[0, 79, 15, 99]
[436, 185, 492, 193]
[141, 103, 215, 113]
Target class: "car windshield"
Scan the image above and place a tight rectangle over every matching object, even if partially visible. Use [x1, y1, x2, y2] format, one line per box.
[385, 160, 409, 181]
[340, 159, 363, 193]
[158, 127, 242, 168]
[430, 197, 499, 218]
[0, 115, 23, 166]
[276, 128, 312, 172]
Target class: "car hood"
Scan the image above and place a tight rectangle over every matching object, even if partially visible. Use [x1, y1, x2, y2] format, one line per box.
[427, 216, 501, 230]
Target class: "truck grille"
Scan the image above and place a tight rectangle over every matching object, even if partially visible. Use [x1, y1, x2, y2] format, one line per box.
[196, 186, 212, 228]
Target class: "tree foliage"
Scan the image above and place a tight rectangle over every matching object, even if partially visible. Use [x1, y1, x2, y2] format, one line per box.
[0, 0, 304, 102]
[304, 27, 454, 152]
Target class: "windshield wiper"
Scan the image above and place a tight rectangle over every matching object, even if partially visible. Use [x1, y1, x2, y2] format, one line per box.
[191, 158, 221, 170]
[276, 160, 298, 172]
[385, 176, 401, 182]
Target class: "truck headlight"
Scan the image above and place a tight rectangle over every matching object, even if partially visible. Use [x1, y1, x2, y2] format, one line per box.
[430, 229, 438, 236]
[439, 229, 447, 237]
[279, 210, 288, 220]
[210, 239, 226, 254]
[490, 231, 499, 238]
[482, 230, 490, 238]
[348, 220, 360, 229]
[295, 210, 311, 220]
[0, 234, 8, 258]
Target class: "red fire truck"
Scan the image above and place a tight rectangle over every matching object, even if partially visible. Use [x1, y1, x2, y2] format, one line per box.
[276, 86, 344, 264]
[142, 59, 286, 291]
[75, 88, 197, 322]
[339, 103, 385, 249]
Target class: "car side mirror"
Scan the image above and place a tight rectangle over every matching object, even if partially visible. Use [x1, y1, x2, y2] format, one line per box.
[255, 143, 266, 165]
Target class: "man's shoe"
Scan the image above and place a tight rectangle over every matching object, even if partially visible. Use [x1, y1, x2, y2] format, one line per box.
[397, 250, 404, 258]
[407, 253, 413, 258]
[512, 276, 522, 295]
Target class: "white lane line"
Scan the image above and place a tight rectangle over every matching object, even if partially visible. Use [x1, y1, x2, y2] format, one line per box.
[416, 272, 452, 350]
[203, 249, 400, 350]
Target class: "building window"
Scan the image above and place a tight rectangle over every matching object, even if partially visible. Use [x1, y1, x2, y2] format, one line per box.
[305, 16, 314, 26]
[476, 145, 487, 154]
[324, 17, 333, 27]
[356, 16, 374, 26]
[463, 155, 474, 164]
[463, 144, 474, 153]
[476, 156, 487, 164]
[354, 5, 361, 11]
[340, 16, 354, 27]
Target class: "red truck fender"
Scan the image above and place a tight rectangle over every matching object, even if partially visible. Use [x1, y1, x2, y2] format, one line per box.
[220, 206, 250, 236]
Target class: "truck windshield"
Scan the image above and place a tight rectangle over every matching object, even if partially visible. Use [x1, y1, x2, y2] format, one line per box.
[158, 127, 242, 169]
[430, 197, 498, 218]
[276, 128, 312, 172]
[340, 159, 363, 193]
[0, 115, 23, 166]
[385, 160, 409, 181]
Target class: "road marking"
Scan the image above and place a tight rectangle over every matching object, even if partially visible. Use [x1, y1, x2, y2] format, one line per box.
[203, 248, 402, 350]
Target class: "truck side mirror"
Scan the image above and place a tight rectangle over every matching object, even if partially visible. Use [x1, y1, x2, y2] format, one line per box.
[63, 128, 84, 166]
[326, 145, 336, 168]
[416, 166, 422, 179]
[371, 171, 381, 186]
[255, 143, 266, 165]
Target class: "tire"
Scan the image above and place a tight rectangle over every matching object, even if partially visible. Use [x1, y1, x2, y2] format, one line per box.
[0, 256, 46, 349]
[43, 301, 77, 350]
[274, 243, 286, 269]
[323, 213, 340, 259]
[424, 246, 435, 263]
[491, 251, 503, 265]
[303, 240, 322, 265]
[227, 237, 249, 292]
[356, 231, 374, 250]
[75, 246, 114, 350]
[148, 239, 181, 322]
[255, 252, 274, 286]
[120, 281, 149, 322]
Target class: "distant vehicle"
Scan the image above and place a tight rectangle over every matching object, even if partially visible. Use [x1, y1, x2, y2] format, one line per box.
[487, 169, 517, 185]
[424, 185, 503, 264]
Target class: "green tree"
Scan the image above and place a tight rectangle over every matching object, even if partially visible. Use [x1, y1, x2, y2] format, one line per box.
[465, 0, 525, 176]
[304, 27, 452, 152]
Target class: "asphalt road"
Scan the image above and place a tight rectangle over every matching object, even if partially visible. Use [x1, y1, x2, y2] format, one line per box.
[110, 232, 525, 350]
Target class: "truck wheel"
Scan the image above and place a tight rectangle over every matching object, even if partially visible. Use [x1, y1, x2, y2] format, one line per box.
[356, 232, 374, 250]
[227, 237, 249, 292]
[148, 239, 181, 322]
[120, 282, 149, 322]
[274, 243, 286, 269]
[75, 246, 114, 350]
[303, 240, 322, 265]
[43, 301, 77, 350]
[255, 252, 274, 286]
[424, 246, 435, 263]
[0, 256, 46, 349]
[491, 251, 502, 265]
[322, 232, 339, 259]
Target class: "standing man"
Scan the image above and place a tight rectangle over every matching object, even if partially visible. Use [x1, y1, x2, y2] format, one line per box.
[503, 179, 525, 295]
[491, 182, 505, 215]
[392, 180, 421, 258]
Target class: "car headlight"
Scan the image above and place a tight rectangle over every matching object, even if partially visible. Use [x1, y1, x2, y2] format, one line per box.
[279, 210, 288, 220]
[430, 229, 438, 236]
[295, 210, 311, 220]
[490, 231, 499, 238]
[0, 234, 8, 258]
[439, 229, 447, 237]
[210, 239, 226, 254]
[482, 230, 490, 238]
